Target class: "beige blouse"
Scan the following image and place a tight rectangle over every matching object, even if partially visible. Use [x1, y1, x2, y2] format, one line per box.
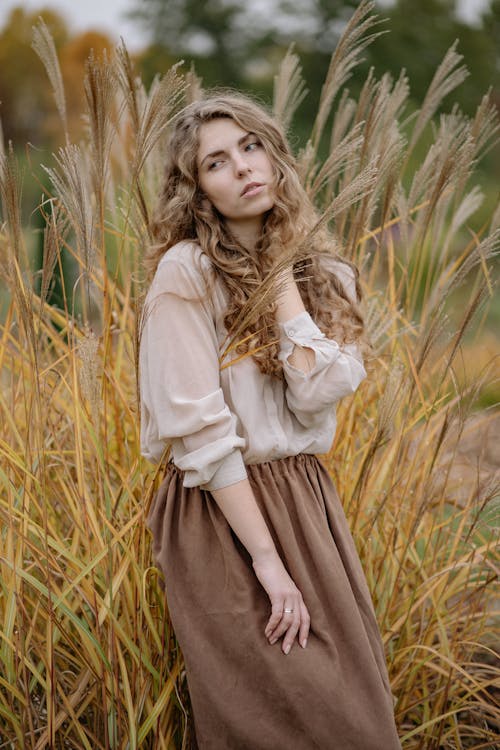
[139, 241, 366, 490]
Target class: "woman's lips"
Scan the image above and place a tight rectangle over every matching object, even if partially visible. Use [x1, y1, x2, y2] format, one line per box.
[241, 182, 265, 197]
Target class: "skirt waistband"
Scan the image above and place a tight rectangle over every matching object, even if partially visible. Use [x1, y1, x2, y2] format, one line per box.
[166, 452, 322, 481]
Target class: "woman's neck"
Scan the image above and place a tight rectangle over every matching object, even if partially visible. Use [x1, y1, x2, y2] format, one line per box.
[225, 217, 264, 252]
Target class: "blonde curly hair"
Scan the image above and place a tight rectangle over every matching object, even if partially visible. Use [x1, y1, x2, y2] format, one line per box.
[146, 91, 364, 377]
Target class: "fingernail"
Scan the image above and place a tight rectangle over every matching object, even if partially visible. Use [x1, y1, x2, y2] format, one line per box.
[284, 644, 291, 655]
[270, 637, 277, 645]
[301, 639, 307, 649]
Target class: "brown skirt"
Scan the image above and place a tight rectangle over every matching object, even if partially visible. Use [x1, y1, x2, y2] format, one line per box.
[147, 453, 401, 750]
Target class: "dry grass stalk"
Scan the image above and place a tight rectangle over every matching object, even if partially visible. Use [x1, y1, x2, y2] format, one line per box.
[39, 199, 66, 310]
[42, 145, 96, 275]
[84, 49, 117, 208]
[310, 0, 384, 153]
[32, 18, 68, 142]
[273, 44, 308, 131]
[408, 41, 469, 152]
[0, 144, 25, 268]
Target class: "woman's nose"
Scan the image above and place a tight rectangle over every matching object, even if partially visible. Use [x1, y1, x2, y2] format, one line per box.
[233, 155, 251, 176]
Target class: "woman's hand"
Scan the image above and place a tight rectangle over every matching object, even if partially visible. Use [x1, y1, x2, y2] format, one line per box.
[210, 479, 310, 654]
[252, 550, 310, 654]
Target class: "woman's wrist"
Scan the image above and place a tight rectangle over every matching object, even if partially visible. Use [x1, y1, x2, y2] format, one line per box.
[251, 546, 281, 566]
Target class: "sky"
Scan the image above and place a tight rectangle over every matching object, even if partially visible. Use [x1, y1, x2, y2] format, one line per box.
[0, 0, 492, 51]
[0, 0, 148, 49]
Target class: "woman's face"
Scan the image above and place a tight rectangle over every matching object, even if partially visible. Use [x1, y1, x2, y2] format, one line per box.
[196, 117, 275, 246]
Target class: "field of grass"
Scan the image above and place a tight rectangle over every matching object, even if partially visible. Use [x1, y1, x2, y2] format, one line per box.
[0, 3, 498, 748]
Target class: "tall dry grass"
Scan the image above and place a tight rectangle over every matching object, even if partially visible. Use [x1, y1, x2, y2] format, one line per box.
[0, 2, 499, 747]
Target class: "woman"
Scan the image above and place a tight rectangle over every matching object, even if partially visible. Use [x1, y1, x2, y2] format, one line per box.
[140, 92, 401, 749]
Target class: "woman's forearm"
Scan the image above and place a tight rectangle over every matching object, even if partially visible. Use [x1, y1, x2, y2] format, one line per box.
[210, 478, 279, 563]
[275, 269, 316, 372]
[210, 475, 311, 653]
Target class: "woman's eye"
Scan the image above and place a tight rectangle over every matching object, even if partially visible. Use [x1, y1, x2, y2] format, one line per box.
[208, 159, 223, 170]
[245, 141, 259, 152]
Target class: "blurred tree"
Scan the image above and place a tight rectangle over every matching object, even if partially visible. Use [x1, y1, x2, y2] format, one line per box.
[130, 0, 358, 89]
[0, 8, 116, 147]
[128, 0, 244, 85]
[480, 0, 500, 106]
[366, 0, 499, 115]
[131, 0, 498, 120]
[130, 0, 499, 194]
[0, 7, 68, 144]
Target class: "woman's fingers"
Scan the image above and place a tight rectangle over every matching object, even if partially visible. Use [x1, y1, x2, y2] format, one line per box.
[266, 597, 310, 654]
[281, 609, 300, 655]
[298, 599, 310, 648]
[251, 553, 310, 653]
[265, 600, 287, 639]
[266, 605, 295, 642]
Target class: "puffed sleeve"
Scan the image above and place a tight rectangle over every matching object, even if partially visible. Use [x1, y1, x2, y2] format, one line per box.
[278, 261, 366, 428]
[139, 250, 247, 490]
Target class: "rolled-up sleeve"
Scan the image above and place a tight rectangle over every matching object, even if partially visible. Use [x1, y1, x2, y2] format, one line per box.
[278, 311, 366, 428]
[139, 257, 247, 490]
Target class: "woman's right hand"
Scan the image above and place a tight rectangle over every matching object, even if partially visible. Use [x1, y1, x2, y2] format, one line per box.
[252, 551, 310, 654]
[210, 478, 310, 654]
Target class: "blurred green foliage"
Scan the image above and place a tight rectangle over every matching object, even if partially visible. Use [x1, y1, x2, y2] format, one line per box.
[129, 1, 499, 115]
[129, 0, 499, 207]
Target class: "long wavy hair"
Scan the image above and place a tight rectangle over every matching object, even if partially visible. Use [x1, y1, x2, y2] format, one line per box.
[146, 91, 364, 377]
